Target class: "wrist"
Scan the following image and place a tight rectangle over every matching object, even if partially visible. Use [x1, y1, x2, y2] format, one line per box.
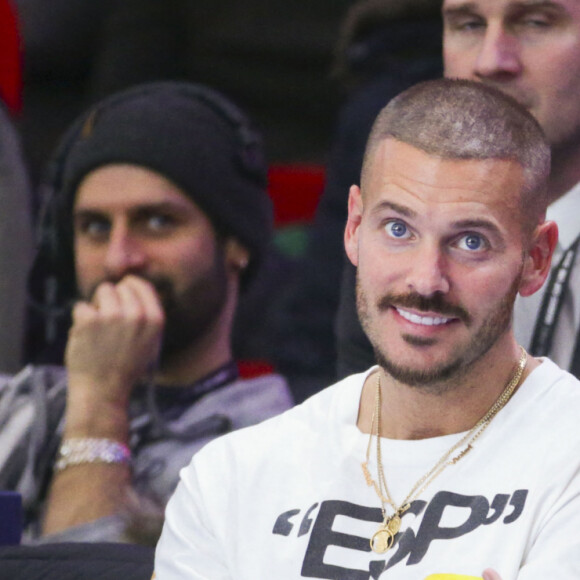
[67, 371, 135, 406]
[64, 396, 131, 441]
[54, 438, 132, 473]
[64, 372, 135, 438]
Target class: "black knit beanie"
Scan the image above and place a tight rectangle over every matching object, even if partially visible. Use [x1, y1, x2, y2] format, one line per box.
[59, 81, 272, 286]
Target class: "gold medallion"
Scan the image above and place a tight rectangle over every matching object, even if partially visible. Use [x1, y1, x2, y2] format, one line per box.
[386, 514, 401, 535]
[370, 526, 394, 554]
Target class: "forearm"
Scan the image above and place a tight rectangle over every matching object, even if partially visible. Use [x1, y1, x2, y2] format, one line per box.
[42, 461, 131, 535]
[42, 276, 164, 536]
[42, 392, 132, 536]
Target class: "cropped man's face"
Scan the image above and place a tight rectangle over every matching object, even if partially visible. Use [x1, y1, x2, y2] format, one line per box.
[443, 0, 580, 152]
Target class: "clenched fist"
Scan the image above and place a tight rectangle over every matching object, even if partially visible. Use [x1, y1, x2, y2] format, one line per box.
[64, 275, 165, 437]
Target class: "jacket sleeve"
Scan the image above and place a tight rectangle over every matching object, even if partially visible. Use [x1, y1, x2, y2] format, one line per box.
[0, 365, 67, 535]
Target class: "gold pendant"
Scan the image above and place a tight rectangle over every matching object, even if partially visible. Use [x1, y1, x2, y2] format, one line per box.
[370, 512, 405, 554]
[387, 514, 401, 535]
[370, 526, 394, 554]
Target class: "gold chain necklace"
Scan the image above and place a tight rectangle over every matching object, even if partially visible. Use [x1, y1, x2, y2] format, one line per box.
[361, 346, 527, 554]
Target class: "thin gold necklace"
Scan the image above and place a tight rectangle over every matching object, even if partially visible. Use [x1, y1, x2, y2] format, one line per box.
[361, 346, 527, 554]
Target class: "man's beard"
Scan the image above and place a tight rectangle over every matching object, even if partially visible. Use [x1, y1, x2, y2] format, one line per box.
[153, 255, 228, 362]
[357, 271, 522, 390]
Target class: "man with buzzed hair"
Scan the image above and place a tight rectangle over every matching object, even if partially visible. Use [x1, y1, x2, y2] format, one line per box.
[154, 79, 580, 579]
[338, 0, 580, 381]
[442, 0, 580, 378]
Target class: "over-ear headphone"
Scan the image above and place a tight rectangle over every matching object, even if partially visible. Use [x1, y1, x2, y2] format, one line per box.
[27, 81, 269, 354]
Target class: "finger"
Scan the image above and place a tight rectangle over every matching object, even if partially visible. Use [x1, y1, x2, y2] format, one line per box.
[115, 277, 149, 321]
[91, 281, 123, 315]
[70, 300, 98, 325]
[119, 276, 165, 323]
[120, 275, 165, 326]
[115, 277, 164, 369]
[482, 569, 502, 580]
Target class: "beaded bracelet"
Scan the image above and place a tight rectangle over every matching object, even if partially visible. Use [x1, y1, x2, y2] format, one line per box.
[54, 438, 132, 472]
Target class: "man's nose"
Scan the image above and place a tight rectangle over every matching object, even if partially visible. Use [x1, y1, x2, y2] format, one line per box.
[474, 25, 523, 80]
[406, 244, 450, 297]
[103, 227, 147, 279]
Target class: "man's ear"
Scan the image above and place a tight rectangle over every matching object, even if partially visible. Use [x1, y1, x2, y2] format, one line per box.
[344, 185, 363, 267]
[519, 220, 558, 297]
[224, 238, 250, 273]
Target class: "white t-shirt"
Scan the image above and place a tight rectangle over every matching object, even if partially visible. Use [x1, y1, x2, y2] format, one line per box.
[155, 359, 580, 579]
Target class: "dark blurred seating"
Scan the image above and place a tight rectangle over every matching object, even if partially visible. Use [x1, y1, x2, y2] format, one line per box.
[0, 542, 154, 580]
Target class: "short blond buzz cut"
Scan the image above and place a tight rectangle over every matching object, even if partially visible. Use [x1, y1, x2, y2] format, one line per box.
[361, 78, 551, 228]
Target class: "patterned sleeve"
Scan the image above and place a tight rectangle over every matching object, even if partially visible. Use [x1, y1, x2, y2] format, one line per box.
[0, 365, 67, 536]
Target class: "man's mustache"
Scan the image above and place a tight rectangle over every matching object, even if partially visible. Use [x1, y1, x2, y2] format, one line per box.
[377, 292, 471, 325]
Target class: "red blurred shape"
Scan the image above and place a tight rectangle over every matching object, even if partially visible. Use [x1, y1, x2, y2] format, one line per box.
[267, 163, 325, 227]
[0, 0, 22, 114]
[237, 359, 275, 379]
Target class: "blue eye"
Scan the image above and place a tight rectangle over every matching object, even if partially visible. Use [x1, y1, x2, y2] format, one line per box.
[459, 233, 485, 251]
[139, 212, 178, 234]
[76, 217, 111, 239]
[147, 214, 172, 230]
[386, 220, 410, 239]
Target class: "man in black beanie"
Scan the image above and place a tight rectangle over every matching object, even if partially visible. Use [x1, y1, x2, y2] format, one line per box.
[0, 81, 292, 544]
